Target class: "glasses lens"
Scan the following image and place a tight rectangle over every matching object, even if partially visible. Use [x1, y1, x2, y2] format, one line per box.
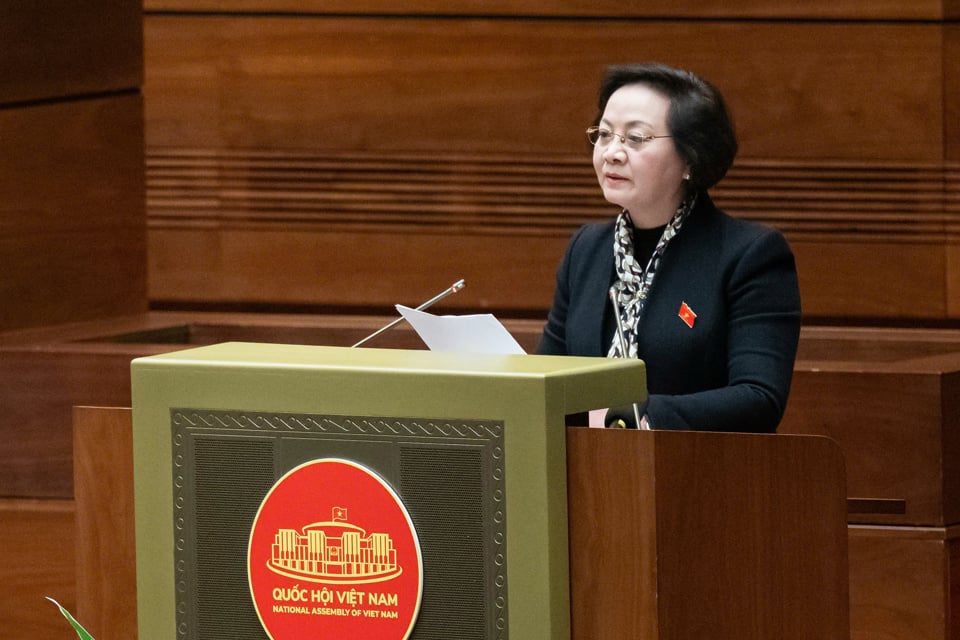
[587, 127, 614, 146]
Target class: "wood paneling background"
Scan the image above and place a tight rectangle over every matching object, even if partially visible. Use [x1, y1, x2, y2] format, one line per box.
[0, 4, 143, 638]
[2, 2, 959, 638]
[141, 5, 960, 320]
[0, 2, 142, 105]
[0, 1, 146, 332]
[0, 501, 75, 640]
[143, 0, 959, 20]
[0, 97, 147, 330]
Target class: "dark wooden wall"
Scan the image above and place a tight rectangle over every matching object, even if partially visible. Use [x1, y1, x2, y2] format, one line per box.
[0, 3, 144, 636]
[0, 3, 146, 332]
[143, 1, 959, 321]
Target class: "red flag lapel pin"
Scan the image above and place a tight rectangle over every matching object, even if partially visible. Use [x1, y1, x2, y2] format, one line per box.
[678, 301, 697, 328]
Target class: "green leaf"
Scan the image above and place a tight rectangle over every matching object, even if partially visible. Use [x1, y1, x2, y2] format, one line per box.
[46, 597, 96, 640]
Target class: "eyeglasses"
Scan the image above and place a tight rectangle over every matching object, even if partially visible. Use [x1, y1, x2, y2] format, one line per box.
[586, 126, 672, 151]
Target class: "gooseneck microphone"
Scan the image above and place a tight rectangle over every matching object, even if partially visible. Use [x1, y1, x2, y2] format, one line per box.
[608, 286, 646, 429]
[351, 279, 466, 348]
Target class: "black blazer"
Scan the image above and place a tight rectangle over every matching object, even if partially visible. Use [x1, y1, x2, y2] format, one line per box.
[537, 195, 801, 432]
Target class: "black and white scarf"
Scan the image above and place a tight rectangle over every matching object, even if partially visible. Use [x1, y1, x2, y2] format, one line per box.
[607, 197, 696, 359]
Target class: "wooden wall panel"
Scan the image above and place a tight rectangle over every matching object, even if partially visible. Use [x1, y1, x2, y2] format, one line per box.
[146, 150, 960, 316]
[143, 0, 955, 20]
[781, 326, 960, 528]
[144, 17, 943, 160]
[783, 366, 948, 526]
[0, 1, 146, 332]
[0, 96, 148, 330]
[848, 527, 954, 640]
[0, 1, 142, 104]
[0, 3, 145, 636]
[0, 500, 75, 640]
[948, 25, 960, 160]
[74, 407, 137, 640]
[792, 240, 948, 319]
[945, 371, 960, 528]
[148, 227, 566, 311]
[142, 12, 960, 319]
[953, 533, 960, 640]
[0, 347, 145, 498]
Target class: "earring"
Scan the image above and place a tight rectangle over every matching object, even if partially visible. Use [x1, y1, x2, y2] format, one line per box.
[683, 174, 691, 181]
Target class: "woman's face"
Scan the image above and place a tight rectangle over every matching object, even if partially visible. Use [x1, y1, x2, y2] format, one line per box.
[592, 83, 689, 228]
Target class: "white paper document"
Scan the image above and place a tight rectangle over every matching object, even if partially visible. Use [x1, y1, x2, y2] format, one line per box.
[396, 305, 527, 355]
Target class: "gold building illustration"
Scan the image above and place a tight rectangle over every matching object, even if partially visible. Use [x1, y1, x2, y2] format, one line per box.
[268, 507, 402, 584]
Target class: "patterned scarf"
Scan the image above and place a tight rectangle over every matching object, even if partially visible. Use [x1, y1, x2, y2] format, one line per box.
[607, 196, 696, 359]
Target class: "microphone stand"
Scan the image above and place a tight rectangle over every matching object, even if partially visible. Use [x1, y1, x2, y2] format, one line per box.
[351, 279, 466, 348]
[609, 287, 646, 429]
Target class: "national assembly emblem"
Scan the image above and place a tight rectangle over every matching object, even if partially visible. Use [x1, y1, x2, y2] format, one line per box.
[248, 458, 423, 639]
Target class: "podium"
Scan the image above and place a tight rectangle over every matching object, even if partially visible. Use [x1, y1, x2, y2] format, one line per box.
[119, 342, 847, 639]
[567, 428, 848, 638]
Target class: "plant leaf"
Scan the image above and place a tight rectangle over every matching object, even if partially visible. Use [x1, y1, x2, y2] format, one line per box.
[46, 597, 96, 640]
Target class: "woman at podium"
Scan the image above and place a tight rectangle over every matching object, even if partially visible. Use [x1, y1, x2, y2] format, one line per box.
[537, 63, 801, 433]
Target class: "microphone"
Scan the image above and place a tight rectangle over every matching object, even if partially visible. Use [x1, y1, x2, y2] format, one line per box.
[608, 286, 646, 429]
[351, 279, 466, 348]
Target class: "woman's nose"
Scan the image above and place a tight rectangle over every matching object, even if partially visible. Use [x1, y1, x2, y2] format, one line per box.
[603, 141, 627, 163]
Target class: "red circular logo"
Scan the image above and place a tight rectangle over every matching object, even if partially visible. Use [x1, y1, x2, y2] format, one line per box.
[248, 459, 423, 639]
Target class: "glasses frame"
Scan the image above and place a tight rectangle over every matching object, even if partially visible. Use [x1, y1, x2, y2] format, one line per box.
[586, 126, 672, 151]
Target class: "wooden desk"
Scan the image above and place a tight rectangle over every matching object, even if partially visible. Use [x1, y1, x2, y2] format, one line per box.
[73, 407, 848, 640]
[2, 316, 959, 639]
[781, 326, 960, 640]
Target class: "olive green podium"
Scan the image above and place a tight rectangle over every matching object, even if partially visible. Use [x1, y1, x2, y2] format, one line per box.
[129, 342, 848, 639]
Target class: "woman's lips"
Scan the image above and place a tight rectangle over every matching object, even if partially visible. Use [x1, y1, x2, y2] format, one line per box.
[604, 173, 629, 184]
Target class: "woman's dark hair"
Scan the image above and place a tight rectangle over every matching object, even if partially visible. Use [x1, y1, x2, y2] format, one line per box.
[596, 63, 738, 194]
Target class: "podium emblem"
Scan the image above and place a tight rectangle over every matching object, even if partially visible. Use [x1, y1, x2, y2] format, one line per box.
[248, 458, 423, 639]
